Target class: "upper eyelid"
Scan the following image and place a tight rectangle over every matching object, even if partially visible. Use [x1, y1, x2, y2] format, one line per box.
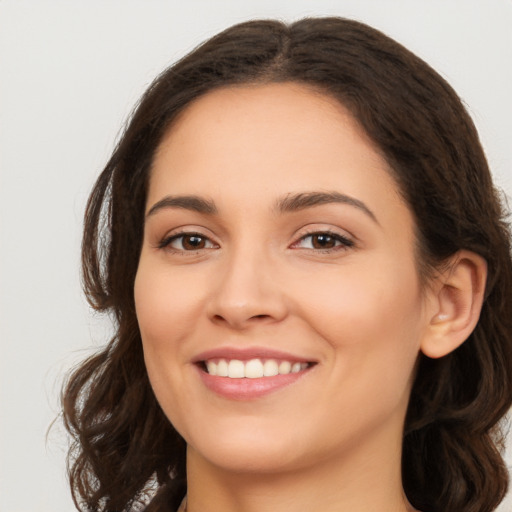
[292, 225, 355, 242]
[159, 226, 218, 241]
[291, 231, 354, 248]
[161, 231, 218, 247]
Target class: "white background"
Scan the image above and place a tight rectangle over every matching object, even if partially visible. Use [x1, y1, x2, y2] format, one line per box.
[1, 1, 511, 511]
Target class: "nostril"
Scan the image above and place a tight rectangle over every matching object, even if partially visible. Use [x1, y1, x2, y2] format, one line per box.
[212, 313, 270, 322]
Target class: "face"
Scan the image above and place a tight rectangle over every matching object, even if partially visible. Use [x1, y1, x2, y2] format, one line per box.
[135, 83, 433, 475]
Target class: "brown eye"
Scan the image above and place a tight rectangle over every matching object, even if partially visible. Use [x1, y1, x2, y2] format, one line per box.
[293, 232, 354, 251]
[160, 233, 217, 251]
[181, 235, 207, 250]
[311, 234, 337, 249]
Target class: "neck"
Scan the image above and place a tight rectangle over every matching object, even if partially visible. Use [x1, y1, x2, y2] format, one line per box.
[185, 427, 414, 512]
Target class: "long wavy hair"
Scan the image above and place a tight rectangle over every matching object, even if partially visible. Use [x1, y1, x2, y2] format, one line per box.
[62, 17, 512, 512]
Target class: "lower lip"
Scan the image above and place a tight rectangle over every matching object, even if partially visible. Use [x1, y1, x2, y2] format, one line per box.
[197, 366, 311, 400]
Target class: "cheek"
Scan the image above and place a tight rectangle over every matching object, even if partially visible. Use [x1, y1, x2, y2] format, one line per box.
[134, 260, 201, 431]
[302, 266, 424, 433]
[134, 259, 204, 410]
[134, 260, 205, 349]
[290, 258, 424, 378]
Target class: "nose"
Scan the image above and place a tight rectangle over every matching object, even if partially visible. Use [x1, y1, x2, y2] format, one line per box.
[206, 246, 288, 330]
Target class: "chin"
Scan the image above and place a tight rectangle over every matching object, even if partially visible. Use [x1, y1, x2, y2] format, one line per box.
[192, 446, 301, 475]
[186, 424, 307, 474]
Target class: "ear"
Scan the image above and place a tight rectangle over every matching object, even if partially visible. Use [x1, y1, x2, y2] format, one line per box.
[421, 250, 487, 359]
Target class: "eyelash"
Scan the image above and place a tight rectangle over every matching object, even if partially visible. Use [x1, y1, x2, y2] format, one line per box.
[158, 230, 354, 254]
[291, 230, 354, 252]
[157, 232, 217, 252]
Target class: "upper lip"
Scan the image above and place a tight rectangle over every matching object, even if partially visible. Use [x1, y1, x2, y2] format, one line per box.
[192, 346, 316, 364]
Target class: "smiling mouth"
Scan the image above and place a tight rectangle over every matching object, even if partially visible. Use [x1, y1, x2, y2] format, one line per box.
[199, 358, 315, 379]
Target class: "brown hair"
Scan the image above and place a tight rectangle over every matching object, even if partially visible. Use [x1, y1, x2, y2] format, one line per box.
[62, 17, 512, 512]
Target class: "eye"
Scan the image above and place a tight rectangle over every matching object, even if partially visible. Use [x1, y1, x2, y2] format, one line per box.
[159, 232, 217, 251]
[293, 231, 354, 251]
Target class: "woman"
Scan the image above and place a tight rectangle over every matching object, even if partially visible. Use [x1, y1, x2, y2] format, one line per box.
[63, 17, 512, 512]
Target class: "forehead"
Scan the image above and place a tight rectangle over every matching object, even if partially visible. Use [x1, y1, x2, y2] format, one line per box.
[149, 83, 405, 218]
[155, 83, 376, 166]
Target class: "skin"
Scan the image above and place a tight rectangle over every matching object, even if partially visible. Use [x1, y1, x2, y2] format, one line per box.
[135, 83, 440, 512]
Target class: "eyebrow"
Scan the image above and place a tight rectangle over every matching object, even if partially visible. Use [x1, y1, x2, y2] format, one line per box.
[146, 195, 218, 217]
[146, 190, 377, 223]
[275, 191, 378, 223]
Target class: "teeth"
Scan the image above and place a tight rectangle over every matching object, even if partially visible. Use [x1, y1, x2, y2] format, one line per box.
[204, 358, 310, 378]
[228, 360, 245, 378]
[217, 359, 228, 377]
[205, 360, 217, 376]
[263, 359, 279, 376]
[245, 359, 264, 378]
[278, 361, 291, 374]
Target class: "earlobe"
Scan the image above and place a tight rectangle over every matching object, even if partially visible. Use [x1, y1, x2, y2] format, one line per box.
[421, 250, 487, 359]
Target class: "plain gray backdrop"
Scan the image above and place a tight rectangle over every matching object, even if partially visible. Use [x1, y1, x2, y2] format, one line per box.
[1, 1, 511, 511]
